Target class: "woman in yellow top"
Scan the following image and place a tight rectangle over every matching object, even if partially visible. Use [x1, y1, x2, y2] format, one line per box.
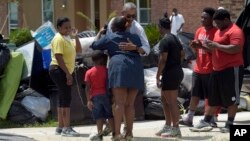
[49, 17, 81, 137]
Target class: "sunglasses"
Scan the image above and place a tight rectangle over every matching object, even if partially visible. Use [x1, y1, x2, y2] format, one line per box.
[126, 14, 136, 19]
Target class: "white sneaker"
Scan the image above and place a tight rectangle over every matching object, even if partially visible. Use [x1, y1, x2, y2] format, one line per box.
[189, 120, 213, 132]
[179, 115, 193, 127]
[89, 133, 103, 141]
[161, 127, 182, 138]
[61, 127, 80, 137]
[155, 125, 171, 136]
[220, 121, 232, 133]
[55, 127, 62, 135]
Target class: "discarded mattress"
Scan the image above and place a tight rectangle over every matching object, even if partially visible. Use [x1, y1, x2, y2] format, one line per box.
[0, 52, 24, 119]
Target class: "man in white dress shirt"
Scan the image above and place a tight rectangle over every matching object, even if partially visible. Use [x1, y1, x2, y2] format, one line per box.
[107, 2, 150, 56]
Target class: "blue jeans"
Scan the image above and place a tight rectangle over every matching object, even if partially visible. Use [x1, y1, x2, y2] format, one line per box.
[92, 94, 113, 120]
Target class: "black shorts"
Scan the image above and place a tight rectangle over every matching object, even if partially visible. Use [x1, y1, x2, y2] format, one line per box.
[49, 65, 72, 107]
[208, 66, 244, 107]
[191, 72, 211, 99]
[161, 67, 184, 90]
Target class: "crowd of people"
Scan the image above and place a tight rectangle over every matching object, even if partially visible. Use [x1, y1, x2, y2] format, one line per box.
[48, 1, 245, 141]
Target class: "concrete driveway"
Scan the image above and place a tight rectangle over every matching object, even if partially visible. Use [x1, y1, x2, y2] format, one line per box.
[0, 111, 249, 141]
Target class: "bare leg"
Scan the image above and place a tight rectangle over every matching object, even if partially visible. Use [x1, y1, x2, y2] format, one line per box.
[62, 107, 70, 127]
[227, 104, 237, 120]
[96, 119, 104, 134]
[112, 88, 128, 137]
[124, 88, 138, 137]
[189, 96, 200, 111]
[57, 107, 64, 127]
[107, 118, 115, 135]
[122, 113, 127, 136]
[215, 106, 221, 118]
[161, 93, 171, 126]
[205, 105, 217, 116]
[162, 90, 179, 127]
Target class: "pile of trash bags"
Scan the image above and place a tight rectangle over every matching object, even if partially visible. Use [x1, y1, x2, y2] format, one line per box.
[7, 86, 50, 124]
[75, 31, 201, 120]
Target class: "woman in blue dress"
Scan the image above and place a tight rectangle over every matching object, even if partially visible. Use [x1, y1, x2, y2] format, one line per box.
[91, 16, 143, 140]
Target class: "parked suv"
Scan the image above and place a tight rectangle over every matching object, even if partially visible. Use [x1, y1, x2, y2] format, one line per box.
[236, 0, 250, 110]
[236, 0, 250, 69]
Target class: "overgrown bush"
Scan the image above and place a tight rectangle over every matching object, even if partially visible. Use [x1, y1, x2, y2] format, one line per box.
[9, 28, 33, 47]
[144, 24, 161, 48]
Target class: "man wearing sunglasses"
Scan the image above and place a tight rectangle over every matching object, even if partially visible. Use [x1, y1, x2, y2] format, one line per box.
[104, 2, 149, 140]
[107, 2, 150, 56]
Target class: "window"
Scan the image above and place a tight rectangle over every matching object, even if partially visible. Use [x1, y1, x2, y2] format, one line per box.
[125, 0, 151, 25]
[8, 2, 18, 32]
[42, 0, 54, 23]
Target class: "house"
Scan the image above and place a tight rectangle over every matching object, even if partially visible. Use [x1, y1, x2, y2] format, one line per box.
[0, 0, 246, 37]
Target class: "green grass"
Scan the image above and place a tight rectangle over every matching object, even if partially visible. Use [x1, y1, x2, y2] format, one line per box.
[0, 114, 92, 129]
[0, 115, 57, 129]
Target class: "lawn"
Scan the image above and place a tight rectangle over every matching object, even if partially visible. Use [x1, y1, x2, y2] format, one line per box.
[0, 115, 57, 129]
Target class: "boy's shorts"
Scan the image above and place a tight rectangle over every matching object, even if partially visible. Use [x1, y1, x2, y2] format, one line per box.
[92, 94, 113, 120]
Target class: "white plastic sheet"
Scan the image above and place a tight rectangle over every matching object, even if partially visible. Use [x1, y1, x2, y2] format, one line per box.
[182, 68, 193, 92]
[144, 67, 161, 97]
[143, 67, 193, 98]
[79, 37, 95, 56]
[21, 96, 50, 121]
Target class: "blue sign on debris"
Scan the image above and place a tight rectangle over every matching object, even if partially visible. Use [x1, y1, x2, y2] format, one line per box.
[33, 21, 56, 69]
[34, 27, 55, 49]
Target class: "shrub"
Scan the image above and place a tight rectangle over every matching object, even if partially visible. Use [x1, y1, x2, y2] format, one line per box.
[144, 24, 161, 48]
[9, 28, 33, 47]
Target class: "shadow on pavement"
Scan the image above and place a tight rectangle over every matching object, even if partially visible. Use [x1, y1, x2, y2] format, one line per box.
[181, 135, 213, 140]
[0, 133, 36, 141]
[134, 136, 213, 141]
[78, 133, 89, 137]
[235, 120, 250, 124]
[216, 120, 250, 124]
[134, 136, 180, 141]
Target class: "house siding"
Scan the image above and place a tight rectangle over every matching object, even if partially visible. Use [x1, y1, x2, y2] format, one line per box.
[218, 0, 245, 20]
[164, 0, 219, 33]
[0, 0, 246, 37]
[108, 0, 245, 33]
[0, 2, 8, 36]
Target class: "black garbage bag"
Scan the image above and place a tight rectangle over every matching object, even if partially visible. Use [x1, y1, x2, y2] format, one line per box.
[148, 32, 195, 68]
[0, 43, 11, 76]
[144, 97, 164, 120]
[7, 101, 39, 124]
[144, 95, 192, 119]
[178, 84, 191, 109]
[141, 50, 159, 68]
[177, 32, 196, 61]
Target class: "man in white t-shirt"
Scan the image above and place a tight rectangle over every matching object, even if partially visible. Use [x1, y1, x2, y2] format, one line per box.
[169, 8, 185, 35]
